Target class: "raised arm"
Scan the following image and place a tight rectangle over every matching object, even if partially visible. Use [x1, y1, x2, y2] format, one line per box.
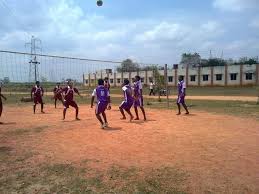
[91, 89, 96, 108]
[74, 88, 82, 97]
[31, 87, 34, 99]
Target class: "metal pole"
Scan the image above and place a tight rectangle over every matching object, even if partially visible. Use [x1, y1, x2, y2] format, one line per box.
[164, 64, 169, 109]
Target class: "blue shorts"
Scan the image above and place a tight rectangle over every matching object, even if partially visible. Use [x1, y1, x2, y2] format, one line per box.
[120, 100, 133, 110]
[134, 96, 144, 107]
[96, 101, 108, 114]
[177, 95, 185, 104]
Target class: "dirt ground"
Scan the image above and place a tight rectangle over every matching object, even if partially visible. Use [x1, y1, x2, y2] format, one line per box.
[1, 105, 259, 193]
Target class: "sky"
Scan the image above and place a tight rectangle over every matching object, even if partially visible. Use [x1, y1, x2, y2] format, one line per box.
[0, 0, 259, 65]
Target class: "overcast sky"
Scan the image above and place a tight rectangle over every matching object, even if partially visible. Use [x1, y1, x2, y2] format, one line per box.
[0, 0, 259, 64]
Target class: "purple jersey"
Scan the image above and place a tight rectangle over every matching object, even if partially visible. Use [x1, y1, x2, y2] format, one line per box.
[122, 85, 133, 103]
[62, 86, 79, 101]
[177, 81, 186, 95]
[31, 86, 44, 97]
[92, 85, 110, 103]
[134, 80, 142, 97]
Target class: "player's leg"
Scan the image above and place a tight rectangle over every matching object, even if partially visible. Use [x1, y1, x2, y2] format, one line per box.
[54, 98, 57, 108]
[134, 107, 139, 120]
[70, 101, 80, 120]
[41, 103, 45, 113]
[0, 101, 3, 117]
[182, 98, 189, 114]
[119, 101, 127, 119]
[119, 107, 126, 119]
[63, 107, 67, 120]
[33, 104, 36, 114]
[125, 108, 134, 122]
[140, 107, 147, 121]
[102, 111, 108, 126]
[140, 97, 146, 120]
[176, 103, 181, 115]
[63, 101, 68, 120]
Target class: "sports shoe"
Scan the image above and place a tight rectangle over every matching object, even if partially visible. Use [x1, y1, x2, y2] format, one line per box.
[104, 122, 109, 127]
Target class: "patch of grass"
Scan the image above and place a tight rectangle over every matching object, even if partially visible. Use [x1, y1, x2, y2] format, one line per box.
[146, 98, 259, 118]
[0, 160, 189, 194]
[4, 126, 49, 136]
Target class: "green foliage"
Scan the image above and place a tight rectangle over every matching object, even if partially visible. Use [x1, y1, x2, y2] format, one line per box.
[117, 59, 139, 72]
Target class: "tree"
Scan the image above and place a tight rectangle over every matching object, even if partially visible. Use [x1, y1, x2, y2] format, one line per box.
[244, 58, 257, 65]
[117, 59, 139, 72]
[153, 67, 165, 101]
[180, 53, 201, 65]
[40, 76, 48, 82]
[3, 77, 10, 84]
[206, 58, 226, 67]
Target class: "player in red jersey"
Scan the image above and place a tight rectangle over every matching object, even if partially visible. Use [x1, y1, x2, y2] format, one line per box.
[31, 81, 45, 114]
[56, 81, 81, 120]
[104, 77, 110, 91]
[0, 82, 7, 124]
[53, 82, 63, 108]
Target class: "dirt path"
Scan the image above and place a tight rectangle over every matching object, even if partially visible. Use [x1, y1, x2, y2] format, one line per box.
[4, 91, 258, 102]
[1, 105, 259, 193]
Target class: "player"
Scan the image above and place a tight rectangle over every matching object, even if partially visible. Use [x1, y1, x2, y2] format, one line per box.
[133, 75, 147, 121]
[53, 83, 63, 108]
[0, 82, 7, 124]
[104, 77, 110, 91]
[119, 79, 134, 121]
[57, 81, 82, 120]
[31, 81, 45, 114]
[177, 76, 189, 115]
[91, 79, 111, 129]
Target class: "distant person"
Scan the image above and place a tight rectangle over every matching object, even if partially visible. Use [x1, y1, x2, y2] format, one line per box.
[53, 82, 63, 108]
[133, 76, 147, 121]
[0, 82, 7, 124]
[149, 81, 155, 96]
[31, 81, 45, 114]
[119, 79, 134, 121]
[91, 79, 111, 129]
[104, 77, 110, 91]
[176, 76, 189, 115]
[56, 81, 81, 120]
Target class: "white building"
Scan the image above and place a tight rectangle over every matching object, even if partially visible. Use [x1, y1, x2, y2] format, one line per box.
[84, 64, 259, 87]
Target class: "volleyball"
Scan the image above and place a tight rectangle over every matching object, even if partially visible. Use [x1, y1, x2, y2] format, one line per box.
[97, 0, 103, 6]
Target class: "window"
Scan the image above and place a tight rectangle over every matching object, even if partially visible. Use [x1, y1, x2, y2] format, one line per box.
[203, 75, 209, 81]
[168, 76, 173, 82]
[149, 77, 153, 82]
[132, 78, 135, 83]
[246, 73, 253, 80]
[230, 73, 237, 80]
[141, 78, 144, 83]
[216, 74, 222, 81]
[110, 79, 114, 84]
[85, 79, 88, 84]
[91, 79, 95, 84]
[117, 78, 121, 83]
[190, 75, 196, 82]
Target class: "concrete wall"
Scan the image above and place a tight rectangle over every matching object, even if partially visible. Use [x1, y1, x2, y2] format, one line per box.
[84, 64, 259, 87]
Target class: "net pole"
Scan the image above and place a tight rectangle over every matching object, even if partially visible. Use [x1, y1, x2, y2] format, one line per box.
[164, 64, 169, 109]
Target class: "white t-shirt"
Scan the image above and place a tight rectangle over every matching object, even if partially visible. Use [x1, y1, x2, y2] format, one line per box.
[150, 83, 154, 89]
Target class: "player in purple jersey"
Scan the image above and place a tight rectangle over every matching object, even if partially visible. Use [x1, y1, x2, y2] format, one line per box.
[133, 76, 147, 121]
[31, 81, 45, 114]
[53, 83, 63, 108]
[119, 79, 134, 121]
[56, 81, 82, 120]
[176, 76, 189, 115]
[0, 82, 7, 124]
[91, 79, 111, 129]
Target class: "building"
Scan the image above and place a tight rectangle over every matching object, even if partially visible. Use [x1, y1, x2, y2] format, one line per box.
[83, 64, 259, 87]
